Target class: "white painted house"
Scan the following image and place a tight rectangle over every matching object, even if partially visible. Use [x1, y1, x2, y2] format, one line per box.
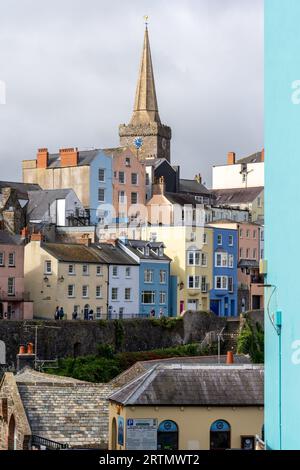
[212, 150, 264, 190]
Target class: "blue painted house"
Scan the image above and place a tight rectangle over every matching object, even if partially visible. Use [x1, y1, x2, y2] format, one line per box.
[89, 150, 113, 225]
[118, 239, 177, 317]
[209, 227, 238, 317]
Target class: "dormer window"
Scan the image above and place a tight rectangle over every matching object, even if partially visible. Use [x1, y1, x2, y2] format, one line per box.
[145, 246, 150, 256]
[158, 247, 164, 257]
[137, 247, 145, 255]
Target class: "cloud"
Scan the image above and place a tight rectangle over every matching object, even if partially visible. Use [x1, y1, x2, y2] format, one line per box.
[0, 0, 263, 186]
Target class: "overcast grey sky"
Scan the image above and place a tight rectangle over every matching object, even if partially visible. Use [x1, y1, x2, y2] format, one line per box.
[0, 0, 263, 186]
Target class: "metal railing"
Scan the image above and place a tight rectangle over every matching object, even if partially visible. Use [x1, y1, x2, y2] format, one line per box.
[31, 435, 69, 450]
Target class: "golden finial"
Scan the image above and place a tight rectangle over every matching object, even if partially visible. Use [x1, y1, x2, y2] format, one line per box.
[144, 15, 149, 27]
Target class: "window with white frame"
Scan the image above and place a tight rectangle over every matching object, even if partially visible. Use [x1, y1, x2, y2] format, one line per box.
[240, 229, 243, 237]
[112, 266, 118, 277]
[215, 252, 228, 267]
[96, 306, 103, 319]
[159, 291, 166, 304]
[131, 173, 138, 185]
[68, 285, 75, 297]
[217, 234, 222, 245]
[8, 253, 15, 267]
[240, 248, 244, 258]
[96, 265, 103, 276]
[228, 254, 234, 268]
[96, 286, 102, 298]
[125, 267, 131, 278]
[160, 270, 167, 284]
[111, 287, 118, 301]
[188, 275, 200, 289]
[202, 233, 207, 244]
[119, 171, 125, 184]
[201, 252, 207, 266]
[187, 250, 200, 266]
[141, 291, 155, 304]
[215, 276, 228, 290]
[7, 277, 15, 296]
[82, 285, 89, 298]
[158, 246, 164, 257]
[125, 287, 131, 301]
[246, 248, 250, 258]
[246, 229, 250, 238]
[125, 157, 131, 167]
[0, 252, 4, 266]
[98, 188, 105, 202]
[82, 265, 89, 276]
[253, 230, 257, 239]
[68, 264, 75, 275]
[228, 277, 234, 293]
[44, 260, 52, 274]
[229, 235, 233, 246]
[98, 168, 105, 182]
[144, 269, 153, 283]
[190, 232, 196, 242]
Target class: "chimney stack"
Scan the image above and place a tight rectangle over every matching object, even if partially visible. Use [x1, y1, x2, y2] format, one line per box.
[60, 147, 78, 167]
[226, 351, 234, 364]
[30, 232, 43, 242]
[194, 173, 202, 184]
[17, 343, 35, 371]
[152, 176, 165, 196]
[37, 148, 49, 169]
[261, 148, 265, 162]
[227, 152, 236, 165]
[78, 234, 92, 247]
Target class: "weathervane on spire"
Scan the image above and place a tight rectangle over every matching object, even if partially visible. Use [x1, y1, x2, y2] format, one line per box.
[144, 15, 149, 27]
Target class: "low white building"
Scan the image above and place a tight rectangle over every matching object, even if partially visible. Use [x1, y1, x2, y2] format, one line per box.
[212, 150, 264, 190]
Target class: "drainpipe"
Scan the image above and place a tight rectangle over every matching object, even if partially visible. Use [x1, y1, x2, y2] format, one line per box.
[106, 265, 110, 319]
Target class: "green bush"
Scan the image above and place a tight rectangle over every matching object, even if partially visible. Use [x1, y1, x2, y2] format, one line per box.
[237, 319, 264, 363]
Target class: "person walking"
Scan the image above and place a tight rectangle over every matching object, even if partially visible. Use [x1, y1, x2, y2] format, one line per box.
[59, 307, 64, 320]
[150, 308, 155, 318]
[55, 306, 59, 320]
[88, 309, 94, 320]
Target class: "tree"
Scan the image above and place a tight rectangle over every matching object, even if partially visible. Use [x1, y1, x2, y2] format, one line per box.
[237, 319, 264, 363]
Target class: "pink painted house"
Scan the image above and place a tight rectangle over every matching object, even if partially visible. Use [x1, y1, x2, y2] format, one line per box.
[0, 231, 33, 320]
[103, 147, 146, 224]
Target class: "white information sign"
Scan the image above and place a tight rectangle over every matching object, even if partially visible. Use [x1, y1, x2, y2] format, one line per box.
[126, 418, 158, 450]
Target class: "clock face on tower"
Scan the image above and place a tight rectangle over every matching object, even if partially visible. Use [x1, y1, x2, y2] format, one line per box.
[162, 138, 167, 150]
[133, 137, 143, 150]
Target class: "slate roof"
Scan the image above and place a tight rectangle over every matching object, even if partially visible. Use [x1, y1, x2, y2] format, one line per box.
[109, 364, 264, 406]
[16, 368, 112, 448]
[179, 179, 211, 196]
[0, 230, 24, 245]
[44, 149, 101, 168]
[95, 243, 138, 266]
[41, 242, 104, 264]
[0, 181, 41, 199]
[163, 192, 203, 206]
[27, 189, 73, 220]
[212, 187, 263, 205]
[123, 239, 171, 261]
[237, 151, 263, 164]
[110, 355, 252, 388]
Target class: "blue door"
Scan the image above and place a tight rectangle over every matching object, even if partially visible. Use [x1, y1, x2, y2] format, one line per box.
[210, 300, 220, 316]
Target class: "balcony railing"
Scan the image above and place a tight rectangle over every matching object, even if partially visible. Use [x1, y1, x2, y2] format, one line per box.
[31, 435, 69, 450]
[0, 291, 31, 302]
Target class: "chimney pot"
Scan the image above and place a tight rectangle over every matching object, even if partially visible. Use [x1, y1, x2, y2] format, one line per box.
[261, 148, 265, 162]
[27, 343, 34, 355]
[19, 345, 26, 355]
[59, 147, 79, 167]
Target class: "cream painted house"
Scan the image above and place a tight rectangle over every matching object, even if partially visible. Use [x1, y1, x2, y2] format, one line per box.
[108, 363, 264, 451]
[140, 225, 213, 315]
[24, 235, 108, 320]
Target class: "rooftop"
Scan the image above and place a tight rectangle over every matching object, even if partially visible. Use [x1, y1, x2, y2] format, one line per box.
[16, 368, 112, 448]
[0, 181, 41, 199]
[27, 189, 75, 220]
[179, 179, 211, 196]
[109, 363, 264, 407]
[212, 187, 264, 205]
[0, 230, 24, 246]
[123, 239, 171, 261]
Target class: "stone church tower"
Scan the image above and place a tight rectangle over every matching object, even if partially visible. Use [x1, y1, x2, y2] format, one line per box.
[119, 26, 172, 162]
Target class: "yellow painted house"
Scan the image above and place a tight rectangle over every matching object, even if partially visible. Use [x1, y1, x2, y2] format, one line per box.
[108, 363, 264, 451]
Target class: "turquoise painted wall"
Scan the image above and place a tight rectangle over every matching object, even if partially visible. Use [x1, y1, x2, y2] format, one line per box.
[265, 0, 300, 450]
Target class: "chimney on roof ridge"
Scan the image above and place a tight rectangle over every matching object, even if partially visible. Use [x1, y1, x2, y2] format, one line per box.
[30, 232, 43, 242]
[152, 176, 165, 196]
[78, 234, 92, 247]
[17, 343, 35, 371]
[59, 147, 79, 167]
[227, 152, 236, 165]
[261, 148, 265, 162]
[194, 173, 202, 184]
[37, 148, 49, 169]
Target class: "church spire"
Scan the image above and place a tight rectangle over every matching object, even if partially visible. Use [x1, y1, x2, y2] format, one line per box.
[130, 25, 161, 125]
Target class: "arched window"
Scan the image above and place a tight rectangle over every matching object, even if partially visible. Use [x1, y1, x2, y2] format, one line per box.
[8, 415, 16, 450]
[111, 418, 117, 450]
[210, 419, 231, 450]
[157, 420, 178, 450]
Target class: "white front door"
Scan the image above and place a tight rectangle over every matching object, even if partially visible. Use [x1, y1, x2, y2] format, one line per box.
[187, 299, 198, 311]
